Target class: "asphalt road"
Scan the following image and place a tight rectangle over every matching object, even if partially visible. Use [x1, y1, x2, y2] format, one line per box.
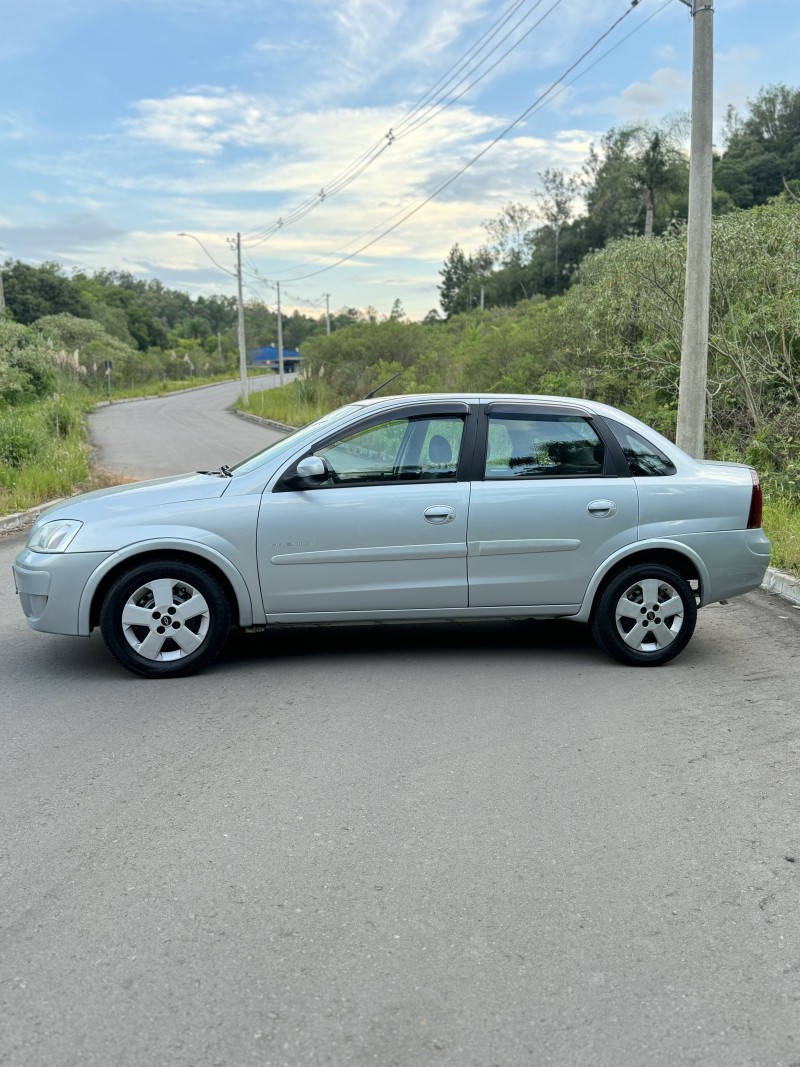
[88, 374, 295, 479]
[2, 386, 800, 1067]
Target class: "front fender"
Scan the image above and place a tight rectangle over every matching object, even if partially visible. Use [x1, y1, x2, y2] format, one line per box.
[571, 539, 711, 624]
[77, 537, 259, 634]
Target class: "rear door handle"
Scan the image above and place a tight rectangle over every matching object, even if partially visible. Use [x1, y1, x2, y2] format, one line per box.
[587, 499, 617, 517]
[424, 506, 456, 524]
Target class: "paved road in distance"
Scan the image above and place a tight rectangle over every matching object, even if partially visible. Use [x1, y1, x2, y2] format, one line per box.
[88, 374, 294, 479]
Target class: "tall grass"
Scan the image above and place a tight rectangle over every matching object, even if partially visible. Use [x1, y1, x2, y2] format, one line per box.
[762, 499, 800, 575]
[0, 394, 92, 515]
[237, 379, 327, 427]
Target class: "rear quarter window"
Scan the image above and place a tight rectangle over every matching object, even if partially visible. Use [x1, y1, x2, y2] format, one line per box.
[604, 418, 676, 477]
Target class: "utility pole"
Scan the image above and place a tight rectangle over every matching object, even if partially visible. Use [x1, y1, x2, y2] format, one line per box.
[235, 232, 249, 404]
[324, 293, 331, 335]
[676, 0, 714, 458]
[0, 267, 5, 316]
[276, 280, 285, 387]
[178, 230, 249, 403]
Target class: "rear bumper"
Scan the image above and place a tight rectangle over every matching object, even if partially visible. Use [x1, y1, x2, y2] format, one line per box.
[673, 529, 771, 605]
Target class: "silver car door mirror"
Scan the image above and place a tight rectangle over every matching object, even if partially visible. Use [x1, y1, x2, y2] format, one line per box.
[296, 456, 327, 481]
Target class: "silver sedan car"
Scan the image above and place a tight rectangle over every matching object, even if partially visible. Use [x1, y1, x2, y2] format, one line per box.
[13, 394, 771, 677]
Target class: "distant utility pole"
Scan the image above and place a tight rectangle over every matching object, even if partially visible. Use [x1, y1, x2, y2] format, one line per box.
[0, 266, 5, 315]
[276, 281, 285, 387]
[324, 293, 331, 335]
[235, 232, 250, 404]
[178, 230, 249, 403]
[676, 0, 714, 458]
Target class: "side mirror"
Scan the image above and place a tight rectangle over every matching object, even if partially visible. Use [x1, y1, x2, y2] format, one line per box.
[295, 456, 327, 482]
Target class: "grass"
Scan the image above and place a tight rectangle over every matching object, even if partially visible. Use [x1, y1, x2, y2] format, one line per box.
[762, 498, 800, 575]
[0, 371, 278, 517]
[0, 397, 93, 515]
[237, 382, 326, 427]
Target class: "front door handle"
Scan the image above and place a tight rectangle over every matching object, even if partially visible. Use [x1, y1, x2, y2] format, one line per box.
[424, 505, 456, 524]
[587, 499, 617, 517]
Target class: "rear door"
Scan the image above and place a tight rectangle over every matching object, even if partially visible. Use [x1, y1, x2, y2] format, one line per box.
[466, 404, 639, 609]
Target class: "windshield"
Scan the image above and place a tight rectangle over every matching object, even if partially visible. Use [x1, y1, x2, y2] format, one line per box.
[229, 404, 360, 475]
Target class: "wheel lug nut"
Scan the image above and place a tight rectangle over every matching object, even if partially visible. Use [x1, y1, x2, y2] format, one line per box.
[172, 622, 180, 629]
[157, 625, 165, 634]
[152, 611, 160, 619]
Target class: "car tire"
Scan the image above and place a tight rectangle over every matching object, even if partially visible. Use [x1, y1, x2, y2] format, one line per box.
[590, 563, 697, 667]
[100, 559, 231, 678]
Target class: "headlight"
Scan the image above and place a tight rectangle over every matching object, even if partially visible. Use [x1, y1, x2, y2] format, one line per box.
[27, 519, 83, 553]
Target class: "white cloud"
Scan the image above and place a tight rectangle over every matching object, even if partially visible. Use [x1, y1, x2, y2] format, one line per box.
[122, 89, 280, 155]
[0, 109, 39, 141]
[573, 67, 691, 124]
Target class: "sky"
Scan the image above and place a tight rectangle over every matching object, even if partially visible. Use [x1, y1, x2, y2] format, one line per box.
[1, 0, 799, 321]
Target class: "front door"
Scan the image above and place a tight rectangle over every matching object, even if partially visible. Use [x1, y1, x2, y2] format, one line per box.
[258, 408, 472, 617]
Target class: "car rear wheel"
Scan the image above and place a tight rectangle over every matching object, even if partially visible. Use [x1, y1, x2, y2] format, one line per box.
[590, 563, 697, 666]
[100, 559, 231, 678]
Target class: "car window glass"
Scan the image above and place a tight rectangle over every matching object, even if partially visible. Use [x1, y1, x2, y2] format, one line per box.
[604, 418, 676, 476]
[231, 404, 360, 475]
[485, 413, 604, 478]
[314, 416, 464, 486]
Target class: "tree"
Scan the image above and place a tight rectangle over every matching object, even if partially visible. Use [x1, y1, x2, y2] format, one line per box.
[3, 261, 91, 326]
[438, 243, 474, 316]
[631, 126, 688, 237]
[532, 168, 581, 280]
[482, 202, 536, 267]
[718, 85, 800, 206]
[583, 121, 689, 245]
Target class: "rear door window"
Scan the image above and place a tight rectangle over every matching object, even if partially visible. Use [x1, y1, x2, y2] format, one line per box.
[484, 413, 605, 478]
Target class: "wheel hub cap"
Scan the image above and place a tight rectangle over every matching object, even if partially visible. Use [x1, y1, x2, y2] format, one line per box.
[120, 578, 210, 662]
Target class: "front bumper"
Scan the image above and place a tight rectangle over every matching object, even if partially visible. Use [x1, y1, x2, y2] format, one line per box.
[13, 548, 114, 635]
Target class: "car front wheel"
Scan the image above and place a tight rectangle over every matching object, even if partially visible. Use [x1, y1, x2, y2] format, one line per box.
[590, 563, 697, 666]
[100, 559, 231, 678]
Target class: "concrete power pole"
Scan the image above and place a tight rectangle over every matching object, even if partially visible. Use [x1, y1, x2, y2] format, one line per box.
[676, 0, 714, 459]
[324, 293, 331, 335]
[235, 232, 250, 404]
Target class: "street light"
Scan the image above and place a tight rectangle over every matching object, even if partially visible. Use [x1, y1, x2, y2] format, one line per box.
[177, 231, 249, 403]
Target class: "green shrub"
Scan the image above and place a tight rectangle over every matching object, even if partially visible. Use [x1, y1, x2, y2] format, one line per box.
[0, 414, 46, 468]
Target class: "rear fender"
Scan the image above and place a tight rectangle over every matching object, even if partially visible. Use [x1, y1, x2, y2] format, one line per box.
[572, 539, 709, 624]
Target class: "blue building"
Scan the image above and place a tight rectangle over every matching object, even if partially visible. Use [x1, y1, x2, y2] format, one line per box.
[248, 345, 302, 372]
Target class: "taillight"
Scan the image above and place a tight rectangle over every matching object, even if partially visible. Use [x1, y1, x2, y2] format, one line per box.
[747, 469, 763, 529]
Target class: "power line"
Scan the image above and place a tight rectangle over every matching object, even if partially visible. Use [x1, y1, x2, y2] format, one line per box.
[277, 0, 646, 283]
[277, 0, 664, 280]
[393, 0, 564, 144]
[277, 0, 667, 279]
[241, 0, 562, 248]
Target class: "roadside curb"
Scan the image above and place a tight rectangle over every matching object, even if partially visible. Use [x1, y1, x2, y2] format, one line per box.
[232, 409, 296, 434]
[0, 499, 65, 535]
[760, 567, 800, 605]
[93, 376, 246, 407]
